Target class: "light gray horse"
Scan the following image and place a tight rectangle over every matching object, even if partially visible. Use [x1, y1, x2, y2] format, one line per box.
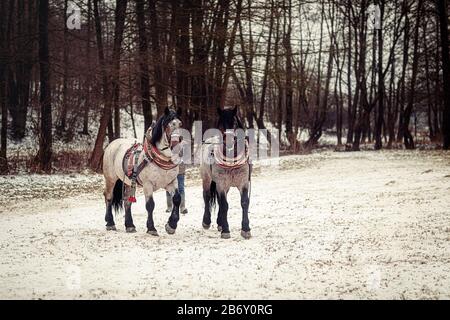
[102, 108, 182, 236]
[200, 107, 252, 239]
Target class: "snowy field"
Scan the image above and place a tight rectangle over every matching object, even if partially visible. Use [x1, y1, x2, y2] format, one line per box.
[0, 150, 449, 299]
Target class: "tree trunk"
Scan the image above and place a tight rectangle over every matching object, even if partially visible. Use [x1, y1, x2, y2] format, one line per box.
[9, 0, 34, 141]
[191, 0, 208, 126]
[403, 0, 423, 150]
[374, 1, 385, 150]
[0, 0, 9, 173]
[306, 0, 334, 148]
[136, 0, 152, 131]
[437, 0, 450, 149]
[128, 63, 137, 139]
[237, 2, 256, 129]
[0, 76, 6, 173]
[107, 118, 114, 142]
[257, 0, 274, 130]
[434, 17, 442, 140]
[284, 0, 294, 148]
[387, 49, 397, 148]
[82, 0, 92, 135]
[397, 0, 410, 143]
[219, 0, 243, 110]
[175, 0, 191, 129]
[335, 74, 343, 146]
[112, 0, 128, 139]
[38, 0, 52, 173]
[346, 3, 354, 145]
[89, 0, 113, 171]
[148, 0, 167, 116]
[59, 0, 69, 133]
[310, 0, 325, 146]
[423, 17, 435, 141]
[352, 2, 369, 151]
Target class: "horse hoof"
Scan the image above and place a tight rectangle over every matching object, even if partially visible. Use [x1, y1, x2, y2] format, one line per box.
[126, 227, 137, 233]
[221, 232, 231, 239]
[106, 225, 117, 231]
[202, 222, 211, 230]
[241, 230, 252, 239]
[147, 230, 159, 237]
[165, 223, 176, 235]
[217, 226, 223, 232]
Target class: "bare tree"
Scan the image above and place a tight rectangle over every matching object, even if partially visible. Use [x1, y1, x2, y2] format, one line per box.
[437, 0, 450, 149]
[402, 0, 424, 150]
[374, 0, 385, 150]
[111, 0, 129, 139]
[0, 0, 8, 173]
[136, 0, 152, 131]
[82, 0, 93, 135]
[38, 0, 52, 172]
[89, 0, 114, 171]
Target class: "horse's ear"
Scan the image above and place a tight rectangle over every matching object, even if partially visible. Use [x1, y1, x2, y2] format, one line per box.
[164, 107, 170, 116]
[217, 107, 222, 116]
[177, 107, 183, 117]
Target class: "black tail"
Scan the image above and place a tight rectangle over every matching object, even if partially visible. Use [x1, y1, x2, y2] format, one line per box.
[111, 180, 124, 215]
[209, 181, 218, 209]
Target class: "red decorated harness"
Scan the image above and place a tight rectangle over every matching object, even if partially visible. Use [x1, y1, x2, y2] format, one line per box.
[212, 134, 250, 170]
[122, 126, 178, 202]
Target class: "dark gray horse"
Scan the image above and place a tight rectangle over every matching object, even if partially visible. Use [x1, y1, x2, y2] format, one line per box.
[200, 107, 252, 239]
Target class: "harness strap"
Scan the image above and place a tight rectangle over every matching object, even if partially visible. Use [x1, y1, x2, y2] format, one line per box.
[213, 139, 249, 170]
[123, 123, 178, 203]
[143, 137, 178, 171]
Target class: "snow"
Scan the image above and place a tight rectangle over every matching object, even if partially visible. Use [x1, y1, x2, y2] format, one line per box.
[0, 150, 449, 299]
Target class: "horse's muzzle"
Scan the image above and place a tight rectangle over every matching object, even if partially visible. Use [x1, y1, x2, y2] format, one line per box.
[170, 131, 183, 149]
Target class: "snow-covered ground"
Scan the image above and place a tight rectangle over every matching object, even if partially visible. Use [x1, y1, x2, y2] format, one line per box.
[0, 150, 449, 299]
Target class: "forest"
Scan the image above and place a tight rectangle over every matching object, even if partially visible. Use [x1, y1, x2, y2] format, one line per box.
[1, 0, 450, 301]
[0, 0, 449, 174]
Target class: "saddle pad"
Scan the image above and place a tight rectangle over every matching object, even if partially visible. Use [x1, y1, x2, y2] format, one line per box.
[122, 143, 143, 178]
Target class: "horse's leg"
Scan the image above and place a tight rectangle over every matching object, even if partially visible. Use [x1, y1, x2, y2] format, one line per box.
[143, 183, 158, 236]
[123, 185, 136, 233]
[202, 180, 212, 229]
[239, 184, 251, 239]
[104, 180, 116, 231]
[165, 180, 181, 235]
[217, 187, 230, 239]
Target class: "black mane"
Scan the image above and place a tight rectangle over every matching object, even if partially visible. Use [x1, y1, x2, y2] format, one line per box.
[150, 108, 180, 145]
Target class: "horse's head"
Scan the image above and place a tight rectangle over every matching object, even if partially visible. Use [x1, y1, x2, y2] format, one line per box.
[217, 105, 244, 134]
[163, 107, 183, 137]
[150, 107, 183, 148]
[217, 106, 246, 154]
